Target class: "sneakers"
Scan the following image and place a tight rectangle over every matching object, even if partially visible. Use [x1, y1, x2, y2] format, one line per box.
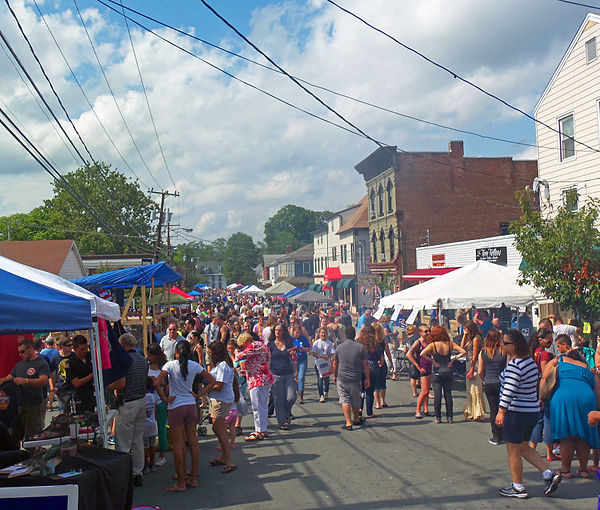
[414, 413, 423, 419]
[544, 472, 562, 495]
[107, 435, 116, 446]
[324, 392, 328, 399]
[489, 437, 504, 445]
[155, 457, 167, 467]
[319, 395, 325, 403]
[499, 485, 528, 499]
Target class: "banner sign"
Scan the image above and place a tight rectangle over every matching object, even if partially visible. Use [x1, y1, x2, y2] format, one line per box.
[476, 247, 507, 265]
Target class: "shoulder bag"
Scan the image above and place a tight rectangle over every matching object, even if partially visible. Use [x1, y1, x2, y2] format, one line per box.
[539, 359, 559, 401]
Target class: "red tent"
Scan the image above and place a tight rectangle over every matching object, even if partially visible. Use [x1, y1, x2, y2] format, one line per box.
[168, 286, 192, 299]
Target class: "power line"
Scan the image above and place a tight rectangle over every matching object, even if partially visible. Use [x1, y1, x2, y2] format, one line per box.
[117, 0, 176, 190]
[323, 0, 600, 155]
[102, 0, 577, 155]
[0, 105, 152, 253]
[72, 0, 163, 189]
[199, 0, 385, 147]
[96, 0, 535, 185]
[31, 0, 150, 189]
[95, 0, 374, 142]
[3, 4, 153, 244]
[555, 0, 600, 9]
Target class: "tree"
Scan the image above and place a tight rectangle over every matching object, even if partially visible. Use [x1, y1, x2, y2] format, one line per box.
[223, 232, 259, 284]
[511, 189, 600, 322]
[0, 163, 156, 254]
[264, 205, 331, 253]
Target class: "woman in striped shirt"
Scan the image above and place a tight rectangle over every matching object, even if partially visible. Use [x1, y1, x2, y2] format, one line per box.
[495, 329, 561, 499]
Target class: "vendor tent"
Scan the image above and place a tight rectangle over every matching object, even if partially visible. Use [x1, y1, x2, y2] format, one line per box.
[281, 287, 306, 299]
[150, 291, 191, 305]
[263, 281, 296, 296]
[71, 261, 182, 289]
[169, 286, 192, 299]
[288, 289, 333, 303]
[1, 255, 120, 332]
[242, 285, 262, 294]
[377, 260, 539, 313]
[0, 255, 121, 446]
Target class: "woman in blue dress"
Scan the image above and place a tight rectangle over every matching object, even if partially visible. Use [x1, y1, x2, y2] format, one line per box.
[545, 348, 600, 478]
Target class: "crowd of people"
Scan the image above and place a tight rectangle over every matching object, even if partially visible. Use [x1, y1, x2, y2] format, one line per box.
[3, 287, 600, 502]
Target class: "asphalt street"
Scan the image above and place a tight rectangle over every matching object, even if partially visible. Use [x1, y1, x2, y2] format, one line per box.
[132, 371, 599, 510]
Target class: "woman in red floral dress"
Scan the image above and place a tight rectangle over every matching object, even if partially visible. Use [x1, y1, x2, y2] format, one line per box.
[235, 332, 274, 440]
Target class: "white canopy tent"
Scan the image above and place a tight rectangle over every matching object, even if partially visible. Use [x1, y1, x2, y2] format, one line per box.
[376, 260, 540, 317]
[0, 255, 121, 446]
[241, 284, 263, 294]
[263, 280, 296, 296]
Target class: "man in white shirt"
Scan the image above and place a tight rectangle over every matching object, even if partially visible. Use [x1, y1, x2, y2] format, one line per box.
[160, 324, 184, 361]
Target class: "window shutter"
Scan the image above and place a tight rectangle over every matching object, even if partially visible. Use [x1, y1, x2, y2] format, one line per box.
[586, 37, 597, 63]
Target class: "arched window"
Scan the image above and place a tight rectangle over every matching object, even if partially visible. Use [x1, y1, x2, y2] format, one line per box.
[378, 185, 384, 216]
[380, 229, 386, 261]
[371, 231, 377, 262]
[369, 189, 376, 219]
[388, 227, 395, 261]
[386, 179, 393, 212]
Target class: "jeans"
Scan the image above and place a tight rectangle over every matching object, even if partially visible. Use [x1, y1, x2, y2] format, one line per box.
[272, 373, 297, 426]
[529, 400, 552, 445]
[297, 358, 308, 392]
[483, 382, 502, 441]
[249, 385, 270, 433]
[315, 366, 330, 396]
[432, 372, 454, 420]
[365, 363, 385, 416]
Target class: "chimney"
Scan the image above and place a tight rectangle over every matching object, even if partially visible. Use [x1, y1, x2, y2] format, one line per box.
[448, 140, 464, 157]
[285, 245, 294, 255]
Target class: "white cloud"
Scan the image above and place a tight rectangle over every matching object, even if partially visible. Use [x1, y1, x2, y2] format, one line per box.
[0, 0, 588, 242]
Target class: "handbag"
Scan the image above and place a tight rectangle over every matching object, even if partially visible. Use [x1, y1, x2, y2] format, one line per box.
[539, 362, 558, 401]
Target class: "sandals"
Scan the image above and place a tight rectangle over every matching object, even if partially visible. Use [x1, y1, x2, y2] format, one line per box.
[209, 459, 226, 466]
[279, 424, 289, 431]
[577, 468, 590, 478]
[341, 424, 353, 431]
[186, 476, 199, 488]
[166, 484, 186, 492]
[244, 432, 265, 441]
[221, 465, 237, 474]
[557, 470, 573, 478]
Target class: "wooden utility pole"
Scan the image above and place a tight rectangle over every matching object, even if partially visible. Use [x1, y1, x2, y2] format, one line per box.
[149, 189, 179, 263]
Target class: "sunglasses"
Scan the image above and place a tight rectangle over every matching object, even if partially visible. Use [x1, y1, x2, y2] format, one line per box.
[65, 344, 73, 347]
[17, 348, 28, 354]
[502, 341, 514, 345]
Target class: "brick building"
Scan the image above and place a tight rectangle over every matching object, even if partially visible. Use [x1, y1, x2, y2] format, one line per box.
[354, 141, 537, 290]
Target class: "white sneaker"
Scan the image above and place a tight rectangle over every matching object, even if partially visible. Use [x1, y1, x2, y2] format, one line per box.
[499, 485, 528, 499]
[154, 457, 167, 467]
[319, 395, 325, 403]
[324, 393, 328, 399]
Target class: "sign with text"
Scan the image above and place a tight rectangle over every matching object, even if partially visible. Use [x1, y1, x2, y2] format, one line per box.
[431, 254, 446, 267]
[476, 246, 507, 265]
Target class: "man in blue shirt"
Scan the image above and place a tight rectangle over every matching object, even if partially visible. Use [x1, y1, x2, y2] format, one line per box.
[356, 308, 374, 332]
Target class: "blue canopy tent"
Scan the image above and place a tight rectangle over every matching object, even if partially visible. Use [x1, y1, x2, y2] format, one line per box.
[0, 255, 121, 446]
[281, 287, 306, 299]
[72, 262, 183, 354]
[71, 261, 182, 289]
[188, 289, 202, 297]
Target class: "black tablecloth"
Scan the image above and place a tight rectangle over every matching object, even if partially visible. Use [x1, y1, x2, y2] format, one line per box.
[0, 446, 133, 510]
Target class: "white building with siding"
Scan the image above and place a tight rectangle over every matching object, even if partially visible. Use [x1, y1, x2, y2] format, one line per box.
[534, 12, 600, 213]
[416, 235, 521, 270]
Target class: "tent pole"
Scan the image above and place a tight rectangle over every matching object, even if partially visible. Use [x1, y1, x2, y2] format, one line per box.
[151, 278, 156, 334]
[121, 284, 138, 323]
[141, 285, 148, 355]
[89, 319, 107, 448]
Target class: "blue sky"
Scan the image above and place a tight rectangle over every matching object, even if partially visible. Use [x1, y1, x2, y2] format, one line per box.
[0, 0, 595, 243]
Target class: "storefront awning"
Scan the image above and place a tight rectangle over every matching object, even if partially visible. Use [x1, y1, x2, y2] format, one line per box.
[308, 283, 318, 291]
[402, 267, 460, 281]
[323, 267, 342, 282]
[336, 278, 355, 289]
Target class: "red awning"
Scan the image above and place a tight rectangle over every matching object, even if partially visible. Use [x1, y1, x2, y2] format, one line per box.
[402, 267, 460, 281]
[323, 267, 342, 282]
[168, 285, 192, 299]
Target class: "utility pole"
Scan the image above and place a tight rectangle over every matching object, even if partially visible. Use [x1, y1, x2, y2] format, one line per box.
[149, 189, 179, 263]
[7, 219, 10, 241]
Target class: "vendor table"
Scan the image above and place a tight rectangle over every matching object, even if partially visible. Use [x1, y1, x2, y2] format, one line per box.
[0, 446, 133, 510]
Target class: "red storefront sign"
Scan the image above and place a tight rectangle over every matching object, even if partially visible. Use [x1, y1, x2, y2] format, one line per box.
[432, 254, 446, 267]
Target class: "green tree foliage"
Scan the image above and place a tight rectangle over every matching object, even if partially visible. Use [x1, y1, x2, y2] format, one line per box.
[263, 204, 331, 253]
[223, 232, 259, 284]
[0, 163, 155, 254]
[511, 189, 600, 321]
